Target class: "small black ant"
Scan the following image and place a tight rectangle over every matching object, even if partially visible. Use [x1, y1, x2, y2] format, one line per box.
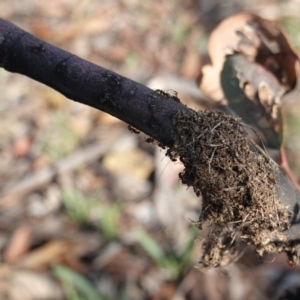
[155, 89, 181, 103]
[128, 125, 140, 134]
[146, 137, 155, 143]
[155, 89, 171, 97]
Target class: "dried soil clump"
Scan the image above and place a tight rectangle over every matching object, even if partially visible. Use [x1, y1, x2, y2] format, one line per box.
[167, 110, 290, 268]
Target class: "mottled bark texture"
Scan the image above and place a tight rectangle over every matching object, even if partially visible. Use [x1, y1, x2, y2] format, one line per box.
[0, 18, 189, 147]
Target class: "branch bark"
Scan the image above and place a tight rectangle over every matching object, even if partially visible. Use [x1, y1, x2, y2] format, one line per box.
[0, 18, 188, 147]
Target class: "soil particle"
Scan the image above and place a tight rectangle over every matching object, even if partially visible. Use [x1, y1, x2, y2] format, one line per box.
[166, 109, 290, 268]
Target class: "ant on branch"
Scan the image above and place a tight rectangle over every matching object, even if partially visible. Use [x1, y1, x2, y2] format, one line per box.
[128, 125, 140, 134]
[146, 137, 155, 143]
[155, 89, 181, 103]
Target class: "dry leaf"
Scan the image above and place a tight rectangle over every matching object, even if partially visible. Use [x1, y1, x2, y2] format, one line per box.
[199, 12, 299, 103]
[103, 148, 154, 181]
[43, 89, 67, 109]
[3, 225, 32, 264]
[18, 240, 75, 270]
[12, 136, 32, 157]
[6, 270, 63, 300]
[181, 46, 202, 79]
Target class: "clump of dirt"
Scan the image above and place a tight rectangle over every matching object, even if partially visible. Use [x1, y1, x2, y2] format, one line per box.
[167, 109, 290, 268]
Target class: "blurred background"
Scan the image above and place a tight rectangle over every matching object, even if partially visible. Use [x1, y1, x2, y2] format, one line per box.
[1, 0, 300, 299]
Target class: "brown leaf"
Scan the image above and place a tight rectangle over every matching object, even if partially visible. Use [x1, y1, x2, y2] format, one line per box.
[12, 137, 32, 157]
[199, 12, 299, 102]
[3, 225, 32, 264]
[102, 148, 154, 181]
[43, 89, 67, 109]
[181, 46, 202, 79]
[5, 270, 63, 300]
[151, 282, 175, 300]
[17, 240, 77, 271]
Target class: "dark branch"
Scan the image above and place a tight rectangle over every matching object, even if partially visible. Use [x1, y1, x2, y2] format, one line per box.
[1, 18, 300, 261]
[0, 18, 189, 147]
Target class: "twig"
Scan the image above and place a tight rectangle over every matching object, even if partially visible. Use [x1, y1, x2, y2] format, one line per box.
[0, 141, 110, 199]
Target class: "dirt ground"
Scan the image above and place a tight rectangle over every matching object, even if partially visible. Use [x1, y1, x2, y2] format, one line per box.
[1, 0, 300, 299]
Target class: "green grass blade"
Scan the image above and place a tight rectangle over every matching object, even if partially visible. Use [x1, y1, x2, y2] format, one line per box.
[52, 265, 105, 300]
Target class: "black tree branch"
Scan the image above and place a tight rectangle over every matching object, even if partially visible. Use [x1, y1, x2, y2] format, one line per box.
[1, 18, 300, 251]
[0, 18, 189, 147]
